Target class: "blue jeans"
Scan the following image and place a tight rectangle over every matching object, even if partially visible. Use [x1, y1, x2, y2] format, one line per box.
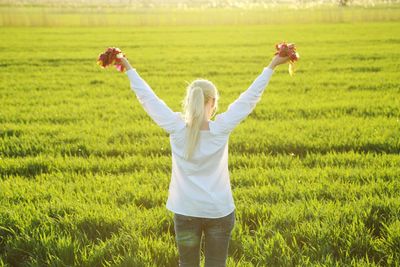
[173, 210, 235, 267]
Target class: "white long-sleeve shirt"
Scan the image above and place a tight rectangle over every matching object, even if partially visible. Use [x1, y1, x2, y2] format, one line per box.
[126, 66, 274, 218]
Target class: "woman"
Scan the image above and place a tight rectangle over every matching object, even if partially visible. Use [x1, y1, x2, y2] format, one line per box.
[118, 53, 290, 267]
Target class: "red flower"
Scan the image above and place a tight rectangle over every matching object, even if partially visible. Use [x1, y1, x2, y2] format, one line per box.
[97, 47, 127, 72]
[274, 41, 300, 76]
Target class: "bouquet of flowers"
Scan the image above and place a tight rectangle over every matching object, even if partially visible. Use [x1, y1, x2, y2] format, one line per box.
[274, 42, 300, 76]
[97, 47, 126, 72]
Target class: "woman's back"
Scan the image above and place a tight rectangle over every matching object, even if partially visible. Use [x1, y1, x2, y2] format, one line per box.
[167, 120, 234, 218]
[125, 66, 275, 218]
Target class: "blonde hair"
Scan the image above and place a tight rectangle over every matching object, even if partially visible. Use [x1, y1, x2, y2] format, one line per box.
[181, 79, 219, 160]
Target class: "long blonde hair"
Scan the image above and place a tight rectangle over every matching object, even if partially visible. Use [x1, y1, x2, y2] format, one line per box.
[181, 79, 219, 160]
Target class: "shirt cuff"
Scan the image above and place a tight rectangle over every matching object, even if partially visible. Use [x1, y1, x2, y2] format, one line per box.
[125, 68, 138, 82]
[125, 68, 136, 75]
[264, 66, 275, 73]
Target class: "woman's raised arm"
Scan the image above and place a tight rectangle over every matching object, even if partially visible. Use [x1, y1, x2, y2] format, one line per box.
[120, 57, 183, 134]
[212, 55, 290, 135]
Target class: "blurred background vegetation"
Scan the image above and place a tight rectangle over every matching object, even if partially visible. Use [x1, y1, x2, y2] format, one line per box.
[1, 0, 399, 27]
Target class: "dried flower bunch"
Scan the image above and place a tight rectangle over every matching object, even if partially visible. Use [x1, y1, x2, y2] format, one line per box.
[97, 47, 126, 72]
[274, 42, 300, 76]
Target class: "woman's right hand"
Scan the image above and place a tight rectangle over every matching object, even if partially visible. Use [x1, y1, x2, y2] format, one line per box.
[268, 55, 290, 69]
[118, 56, 133, 71]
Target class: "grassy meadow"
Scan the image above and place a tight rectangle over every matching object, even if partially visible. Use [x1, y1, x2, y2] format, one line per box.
[0, 3, 400, 266]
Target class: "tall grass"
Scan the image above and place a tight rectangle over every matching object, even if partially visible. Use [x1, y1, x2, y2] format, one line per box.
[0, 5, 399, 266]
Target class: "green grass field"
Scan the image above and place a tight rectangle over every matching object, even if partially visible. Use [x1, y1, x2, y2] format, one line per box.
[0, 4, 400, 266]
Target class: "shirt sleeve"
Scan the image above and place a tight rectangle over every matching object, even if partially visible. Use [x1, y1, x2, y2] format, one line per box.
[126, 68, 183, 134]
[212, 66, 274, 134]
